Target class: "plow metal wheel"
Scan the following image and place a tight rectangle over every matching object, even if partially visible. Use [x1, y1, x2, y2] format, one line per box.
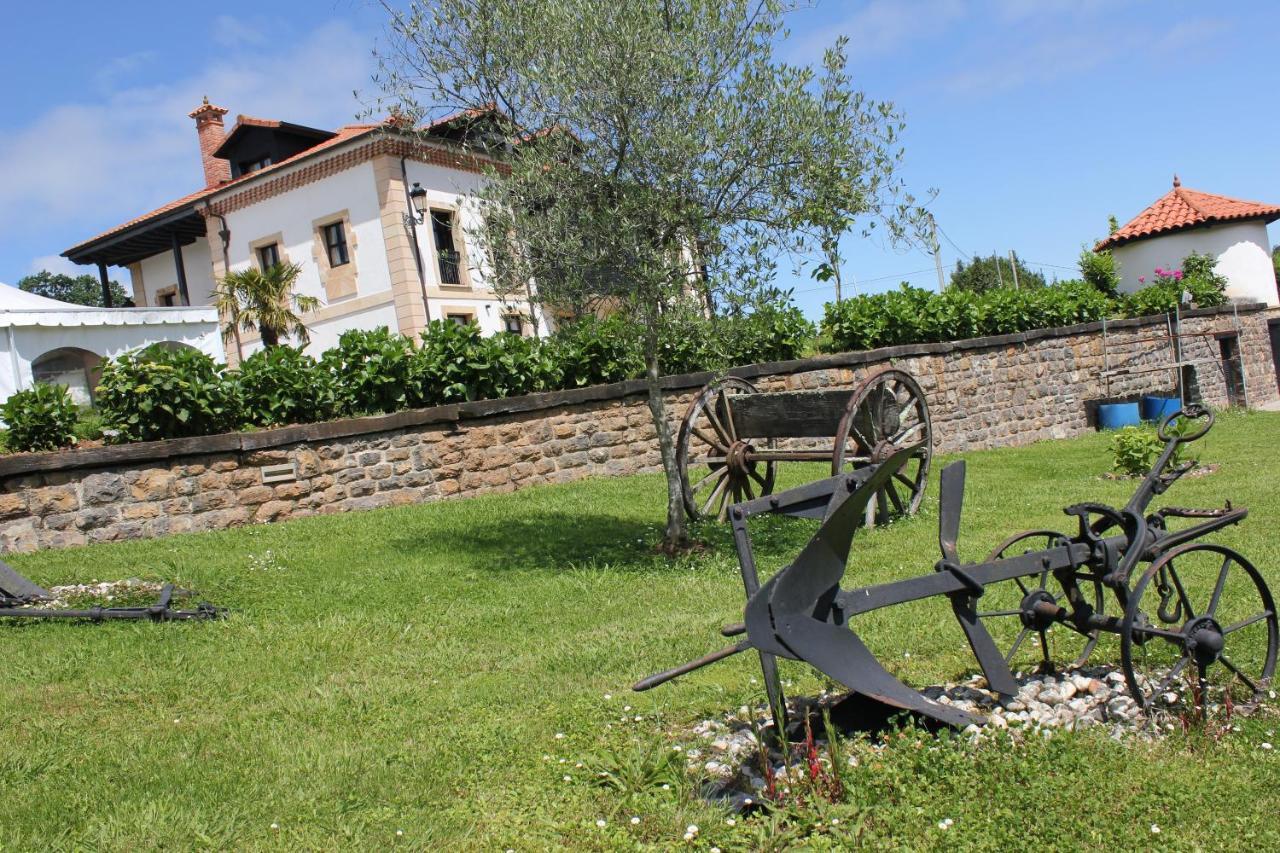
[1121, 543, 1277, 716]
[677, 377, 777, 522]
[981, 530, 1106, 673]
[832, 369, 932, 528]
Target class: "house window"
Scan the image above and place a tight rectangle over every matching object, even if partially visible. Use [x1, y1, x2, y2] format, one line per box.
[157, 289, 177, 307]
[431, 210, 461, 285]
[323, 221, 350, 267]
[446, 312, 472, 326]
[240, 156, 272, 174]
[503, 314, 524, 335]
[256, 242, 280, 270]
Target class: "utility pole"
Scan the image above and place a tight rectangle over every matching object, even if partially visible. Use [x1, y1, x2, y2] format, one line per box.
[995, 253, 1004, 288]
[928, 213, 946, 291]
[1008, 250, 1020, 290]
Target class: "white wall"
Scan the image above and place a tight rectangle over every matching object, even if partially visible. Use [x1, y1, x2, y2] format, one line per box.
[404, 157, 548, 335]
[1113, 220, 1278, 306]
[134, 237, 216, 308]
[225, 160, 392, 306]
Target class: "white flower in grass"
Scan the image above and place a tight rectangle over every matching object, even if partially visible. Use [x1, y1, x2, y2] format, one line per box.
[630, 817, 641, 825]
[270, 823, 280, 831]
[562, 774, 572, 782]
[686, 824, 699, 835]
[395, 829, 404, 837]
[725, 818, 736, 827]
[661, 783, 671, 790]
[1150, 824, 1161, 834]
[596, 819, 607, 828]
[711, 847, 721, 853]
[604, 694, 612, 700]
[624, 706, 632, 712]
[683, 834, 694, 843]
[1262, 742, 1273, 750]
[937, 818, 953, 830]
[554, 732, 565, 739]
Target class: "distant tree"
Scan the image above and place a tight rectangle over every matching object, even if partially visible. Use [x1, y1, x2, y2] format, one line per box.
[213, 262, 320, 355]
[949, 252, 1045, 293]
[17, 270, 130, 307]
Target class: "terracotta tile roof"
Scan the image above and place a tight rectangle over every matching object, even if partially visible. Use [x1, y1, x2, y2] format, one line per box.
[1097, 177, 1280, 251]
[232, 115, 284, 129]
[64, 123, 382, 255]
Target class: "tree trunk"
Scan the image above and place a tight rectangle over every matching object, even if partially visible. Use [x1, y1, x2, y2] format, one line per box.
[261, 325, 280, 348]
[642, 332, 689, 549]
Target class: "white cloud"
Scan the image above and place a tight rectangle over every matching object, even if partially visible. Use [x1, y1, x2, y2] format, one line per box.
[27, 254, 83, 277]
[213, 14, 270, 49]
[0, 21, 375, 272]
[789, 0, 968, 62]
[938, 13, 1232, 96]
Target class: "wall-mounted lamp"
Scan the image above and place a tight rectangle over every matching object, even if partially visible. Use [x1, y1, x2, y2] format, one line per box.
[405, 182, 429, 225]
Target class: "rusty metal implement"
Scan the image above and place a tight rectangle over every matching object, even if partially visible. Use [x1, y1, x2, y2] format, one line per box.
[638, 403, 1276, 733]
[0, 562, 223, 622]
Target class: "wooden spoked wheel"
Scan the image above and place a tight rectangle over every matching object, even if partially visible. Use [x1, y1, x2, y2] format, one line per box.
[832, 369, 932, 528]
[677, 378, 777, 522]
[1121, 543, 1277, 716]
[981, 530, 1107, 674]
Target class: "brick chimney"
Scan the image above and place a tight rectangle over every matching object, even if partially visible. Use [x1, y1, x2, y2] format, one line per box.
[189, 96, 231, 187]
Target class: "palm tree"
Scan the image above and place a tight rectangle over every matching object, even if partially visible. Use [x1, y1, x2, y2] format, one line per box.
[213, 262, 321, 354]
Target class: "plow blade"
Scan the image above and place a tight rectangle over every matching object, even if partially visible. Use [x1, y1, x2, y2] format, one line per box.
[0, 559, 50, 604]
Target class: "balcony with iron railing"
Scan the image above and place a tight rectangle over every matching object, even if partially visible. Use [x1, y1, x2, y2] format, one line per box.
[437, 250, 462, 286]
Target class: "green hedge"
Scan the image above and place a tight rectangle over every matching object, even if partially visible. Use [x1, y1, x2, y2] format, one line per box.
[70, 304, 810, 446]
[1, 383, 80, 452]
[820, 278, 1226, 353]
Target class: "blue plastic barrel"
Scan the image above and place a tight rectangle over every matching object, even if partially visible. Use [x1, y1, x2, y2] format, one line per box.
[1141, 395, 1180, 422]
[1098, 402, 1142, 430]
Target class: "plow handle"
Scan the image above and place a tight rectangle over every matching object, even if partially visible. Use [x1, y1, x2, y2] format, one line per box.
[632, 640, 750, 691]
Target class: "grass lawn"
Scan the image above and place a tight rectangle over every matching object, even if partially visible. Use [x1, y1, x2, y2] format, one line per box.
[4, 412, 1280, 850]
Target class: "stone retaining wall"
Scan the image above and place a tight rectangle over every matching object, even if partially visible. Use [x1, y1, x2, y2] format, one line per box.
[1, 305, 1275, 553]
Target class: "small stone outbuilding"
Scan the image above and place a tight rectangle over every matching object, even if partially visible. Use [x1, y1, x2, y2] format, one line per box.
[1098, 177, 1279, 307]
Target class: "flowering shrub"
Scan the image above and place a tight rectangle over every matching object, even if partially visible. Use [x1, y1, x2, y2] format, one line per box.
[96, 345, 242, 442]
[1, 383, 80, 452]
[235, 346, 339, 426]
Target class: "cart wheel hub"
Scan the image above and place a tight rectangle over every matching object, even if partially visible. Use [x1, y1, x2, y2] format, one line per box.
[727, 440, 755, 476]
[1184, 617, 1225, 665]
[1019, 589, 1059, 631]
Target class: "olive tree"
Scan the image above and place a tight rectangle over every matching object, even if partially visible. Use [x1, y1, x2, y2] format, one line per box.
[375, 0, 922, 548]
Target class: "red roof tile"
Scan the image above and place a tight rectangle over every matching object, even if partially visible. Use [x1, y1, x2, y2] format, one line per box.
[1097, 177, 1280, 251]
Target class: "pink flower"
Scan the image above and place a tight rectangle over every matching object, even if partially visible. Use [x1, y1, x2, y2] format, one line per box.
[1154, 267, 1165, 276]
[1138, 276, 1146, 283]
[1173, 269, 1184, 280]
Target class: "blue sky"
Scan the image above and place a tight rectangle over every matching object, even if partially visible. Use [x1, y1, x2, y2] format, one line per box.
[2, 0, 1277, 320]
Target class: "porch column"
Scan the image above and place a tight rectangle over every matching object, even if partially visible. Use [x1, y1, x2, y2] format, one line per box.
[171, 232, 191, 306]
[96, 262, 114, 308]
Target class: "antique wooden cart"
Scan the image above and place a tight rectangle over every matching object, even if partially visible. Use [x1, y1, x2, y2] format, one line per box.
[676, 368, 932, 526]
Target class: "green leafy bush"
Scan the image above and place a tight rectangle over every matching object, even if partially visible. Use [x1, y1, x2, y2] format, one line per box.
[543, 315, 644, 387]
[1079, 247, 1120, 296]
[96, 345, 241, 442]
[412, 320, 559, 404]
[235, 346, 339, 426]
[821, 281, 1113, 353]
[1, 383, 79, 452]
[716, 303, 815, 365]
[319, 328, 416, 416]
[1110, 425, 1163, 477]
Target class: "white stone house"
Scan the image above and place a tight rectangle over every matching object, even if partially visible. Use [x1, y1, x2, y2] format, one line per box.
[1097, 177, 1280, 307]
[0, 283, 221, 406]
[62, 100, 546, 363]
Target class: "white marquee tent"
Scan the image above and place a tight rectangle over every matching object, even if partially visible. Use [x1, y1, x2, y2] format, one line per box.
[0, 283, 222, 406]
